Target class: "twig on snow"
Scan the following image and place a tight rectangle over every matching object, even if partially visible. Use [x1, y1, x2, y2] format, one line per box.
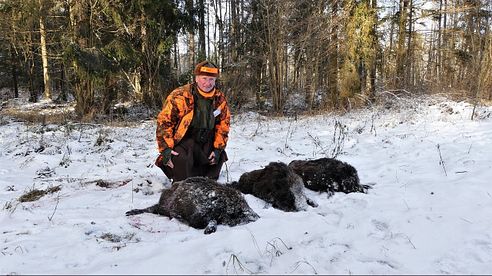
[436, 144, 447, 176]
[48, 194, 60, 222]
[290, 260, 318, 274]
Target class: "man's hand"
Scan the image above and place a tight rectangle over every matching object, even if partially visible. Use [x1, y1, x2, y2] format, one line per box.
[208, 149, 222, 165]
[160, 148, 179, 168]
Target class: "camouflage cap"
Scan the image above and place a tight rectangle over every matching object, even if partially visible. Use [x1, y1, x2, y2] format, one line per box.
[194, 60, 219, 78]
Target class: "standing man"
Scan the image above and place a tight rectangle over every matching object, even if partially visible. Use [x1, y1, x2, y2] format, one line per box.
[155, 60, 230, 182]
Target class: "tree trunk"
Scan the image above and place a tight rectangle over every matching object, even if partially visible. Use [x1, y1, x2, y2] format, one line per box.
[70, 0, 95, 118]
[57, 63, 67, 102]
[198, 0, 206, 60]
[327, 0, 339, 109]
[39, 0, 52, 101]
[436, 0, 443, 84]
[406, 0, 414, 87]
[395, 0, 409, 89]
[140, 10, 149, 104]
[265, 1, 285, 113]
[367, 0, 377, 101]
[28, 23, 38, 103]
[186, 0, 195, 68]
[10, 44, 19, 98]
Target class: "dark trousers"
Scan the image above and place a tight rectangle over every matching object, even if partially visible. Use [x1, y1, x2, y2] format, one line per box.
[156, 136, 227, 182]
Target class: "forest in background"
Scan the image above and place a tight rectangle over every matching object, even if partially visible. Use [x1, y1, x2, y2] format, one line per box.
[0, 0, 491, 120]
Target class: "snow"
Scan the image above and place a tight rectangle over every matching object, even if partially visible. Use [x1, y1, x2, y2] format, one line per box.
[1, 95, 492, 274]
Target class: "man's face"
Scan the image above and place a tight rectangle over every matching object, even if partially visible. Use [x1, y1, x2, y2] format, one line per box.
[195, 75, 216, 92]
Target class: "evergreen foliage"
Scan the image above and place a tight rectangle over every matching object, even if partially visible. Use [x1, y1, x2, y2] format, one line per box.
[0, 0, 490, 119]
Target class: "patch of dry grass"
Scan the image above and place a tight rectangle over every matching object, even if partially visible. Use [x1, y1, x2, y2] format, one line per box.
[1, 105, 154, 127]
[18, 185, 62, 202]
[1, 108, 75, 125]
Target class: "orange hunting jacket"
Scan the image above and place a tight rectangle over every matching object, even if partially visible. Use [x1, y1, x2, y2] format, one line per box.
[156, 83, 230, 153]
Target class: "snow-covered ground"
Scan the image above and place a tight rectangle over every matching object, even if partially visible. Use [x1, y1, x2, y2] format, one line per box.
[1, 95, 491, 274]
